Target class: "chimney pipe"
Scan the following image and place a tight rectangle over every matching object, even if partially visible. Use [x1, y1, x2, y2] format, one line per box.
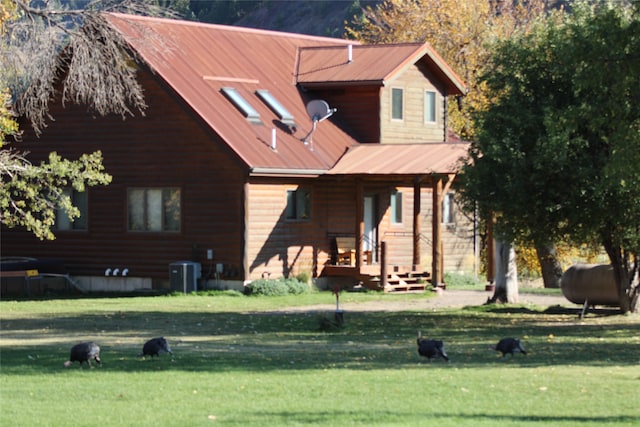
[348, 44, 353, 63]
[271, 128, 277, 150]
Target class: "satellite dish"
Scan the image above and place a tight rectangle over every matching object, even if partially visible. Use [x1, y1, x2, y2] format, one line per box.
[302, 99, 337, 146]
[306, 100, 336, 123]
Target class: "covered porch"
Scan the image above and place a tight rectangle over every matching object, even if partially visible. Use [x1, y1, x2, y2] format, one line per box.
[320, 143, 469, 292]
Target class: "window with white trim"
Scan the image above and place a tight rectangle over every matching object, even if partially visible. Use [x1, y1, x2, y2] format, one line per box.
[390, 190, 403, 224]
[128, 188, 181, 232]
[442, 192, 456, 225]
[55, 189, 88, 230]
[391, 87, 404, 120]
[425, 90, 437, 123]
[286, 189, 310, 220]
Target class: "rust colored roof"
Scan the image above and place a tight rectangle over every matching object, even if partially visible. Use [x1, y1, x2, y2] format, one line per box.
[106, 13, 467, 175]
[327, 143, 470, 176]
[296, 44, 466, 95]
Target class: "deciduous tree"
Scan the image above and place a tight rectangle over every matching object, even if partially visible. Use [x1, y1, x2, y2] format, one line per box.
[0, 0, 168, 240]
[458, 1, 640, 312]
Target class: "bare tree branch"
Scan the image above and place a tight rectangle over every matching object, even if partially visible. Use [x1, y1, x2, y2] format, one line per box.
[2, 0, 174, 134]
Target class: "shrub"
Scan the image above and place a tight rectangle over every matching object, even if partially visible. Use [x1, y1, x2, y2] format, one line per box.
[244, 277, 310, 296]
[283, 278, 310, 295]
[443, 272, 484, 289]
[295, 270, 311, 284]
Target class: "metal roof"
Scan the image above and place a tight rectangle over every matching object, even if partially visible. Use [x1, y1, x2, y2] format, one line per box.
[296, 44, 467, 95]
[327, 143, 470, 176]
[106, 14, 468, 175]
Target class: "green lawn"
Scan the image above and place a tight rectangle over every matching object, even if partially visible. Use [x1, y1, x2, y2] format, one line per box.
[1, 292, 639, 426]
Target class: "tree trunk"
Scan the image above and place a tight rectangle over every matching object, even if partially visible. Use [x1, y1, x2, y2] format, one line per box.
[612, 266, 639, 314]
[602, 237, 640, 314]
[488, 240, 518, 304]
[535, 243, 563, 288]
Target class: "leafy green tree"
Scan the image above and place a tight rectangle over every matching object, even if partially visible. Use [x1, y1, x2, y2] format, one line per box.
[458, 1, 640, 312]
[0, 0, 168, 240]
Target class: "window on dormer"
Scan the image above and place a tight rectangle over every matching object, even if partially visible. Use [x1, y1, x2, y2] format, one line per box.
[391, 88, 403, 120]
[256, 89, 295, 126]
[221, 87, 261, 124]
[425, 90, 437, 123]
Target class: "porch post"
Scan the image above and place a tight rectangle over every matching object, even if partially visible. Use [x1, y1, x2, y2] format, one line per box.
[413, 178, 422, 269]
[432, 176, 443, 287]
[380, 241, 388, 289]
[355, 178, 364, 269]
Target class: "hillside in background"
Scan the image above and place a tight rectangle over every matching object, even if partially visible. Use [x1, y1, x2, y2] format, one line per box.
[195, 0, 569, 38]
[183, 0, 381, 38]
[231, 0, 380, 38]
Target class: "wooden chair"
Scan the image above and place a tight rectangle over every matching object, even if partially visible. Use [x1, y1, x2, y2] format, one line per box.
[335, 237, 356, 265]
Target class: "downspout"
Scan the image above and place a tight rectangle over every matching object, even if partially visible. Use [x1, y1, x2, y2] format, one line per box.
[243, 181, 250, 282]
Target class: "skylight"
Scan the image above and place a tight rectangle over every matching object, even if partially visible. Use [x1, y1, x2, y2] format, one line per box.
[256, 89, 296, 126]
[220, 87, 261, 123]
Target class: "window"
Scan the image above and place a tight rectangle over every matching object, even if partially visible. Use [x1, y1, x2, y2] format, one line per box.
[425, 90, 437, 123]
[391, 87, 404, 120]
[286, 189, 310, 220]
[390, 190, 403, 224]
[256, 89, 295, 126]
[221, 87, 261, 123]
[442, 192, 456, 225]
[55, 189, 88, 230]
[128, 188, 181, 232]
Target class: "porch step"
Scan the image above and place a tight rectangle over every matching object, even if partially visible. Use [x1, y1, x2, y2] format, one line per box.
[366, 272, 431, 293]
[321, 265, 431, 293]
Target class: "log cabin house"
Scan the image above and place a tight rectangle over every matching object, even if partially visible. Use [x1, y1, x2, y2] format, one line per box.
[1, 13, 476, 293]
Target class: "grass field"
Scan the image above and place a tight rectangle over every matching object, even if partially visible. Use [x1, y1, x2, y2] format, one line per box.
[1, 291, 639, 426]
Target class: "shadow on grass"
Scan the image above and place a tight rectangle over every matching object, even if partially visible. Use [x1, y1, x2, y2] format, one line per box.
[229, 409, 640, 425]
[430, 413, 640, 425]
[2, 305, 639, 375]
[465, 303, 623, 317]
[0, 289, 172, 302]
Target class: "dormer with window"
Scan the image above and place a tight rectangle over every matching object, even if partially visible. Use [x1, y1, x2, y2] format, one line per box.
[296, 43, 466, 145]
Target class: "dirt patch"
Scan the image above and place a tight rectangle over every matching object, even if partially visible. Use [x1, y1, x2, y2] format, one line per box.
[273, 289, 572, 313]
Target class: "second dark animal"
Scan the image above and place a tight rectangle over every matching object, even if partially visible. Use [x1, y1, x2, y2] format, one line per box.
[417, 331, 449, 362]
[64, 342, 101, 368]
[492, 337, 527, 357]
[139, 337, 173, 358]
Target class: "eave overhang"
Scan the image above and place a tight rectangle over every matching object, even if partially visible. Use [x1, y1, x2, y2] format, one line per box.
[249, 167, 327, 178]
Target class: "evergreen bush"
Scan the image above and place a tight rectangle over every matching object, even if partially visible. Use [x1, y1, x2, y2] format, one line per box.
[245, 277, 310, 296]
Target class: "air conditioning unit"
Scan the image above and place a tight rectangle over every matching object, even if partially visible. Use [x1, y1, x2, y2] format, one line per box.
[169, 261, 201, 293]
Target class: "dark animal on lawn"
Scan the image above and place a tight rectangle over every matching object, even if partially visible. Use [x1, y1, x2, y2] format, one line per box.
[64, 342, 101, 368]
[139, 337, 173, 358]
[492, 338, 527, 357]
[417, 331, 449, 362]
